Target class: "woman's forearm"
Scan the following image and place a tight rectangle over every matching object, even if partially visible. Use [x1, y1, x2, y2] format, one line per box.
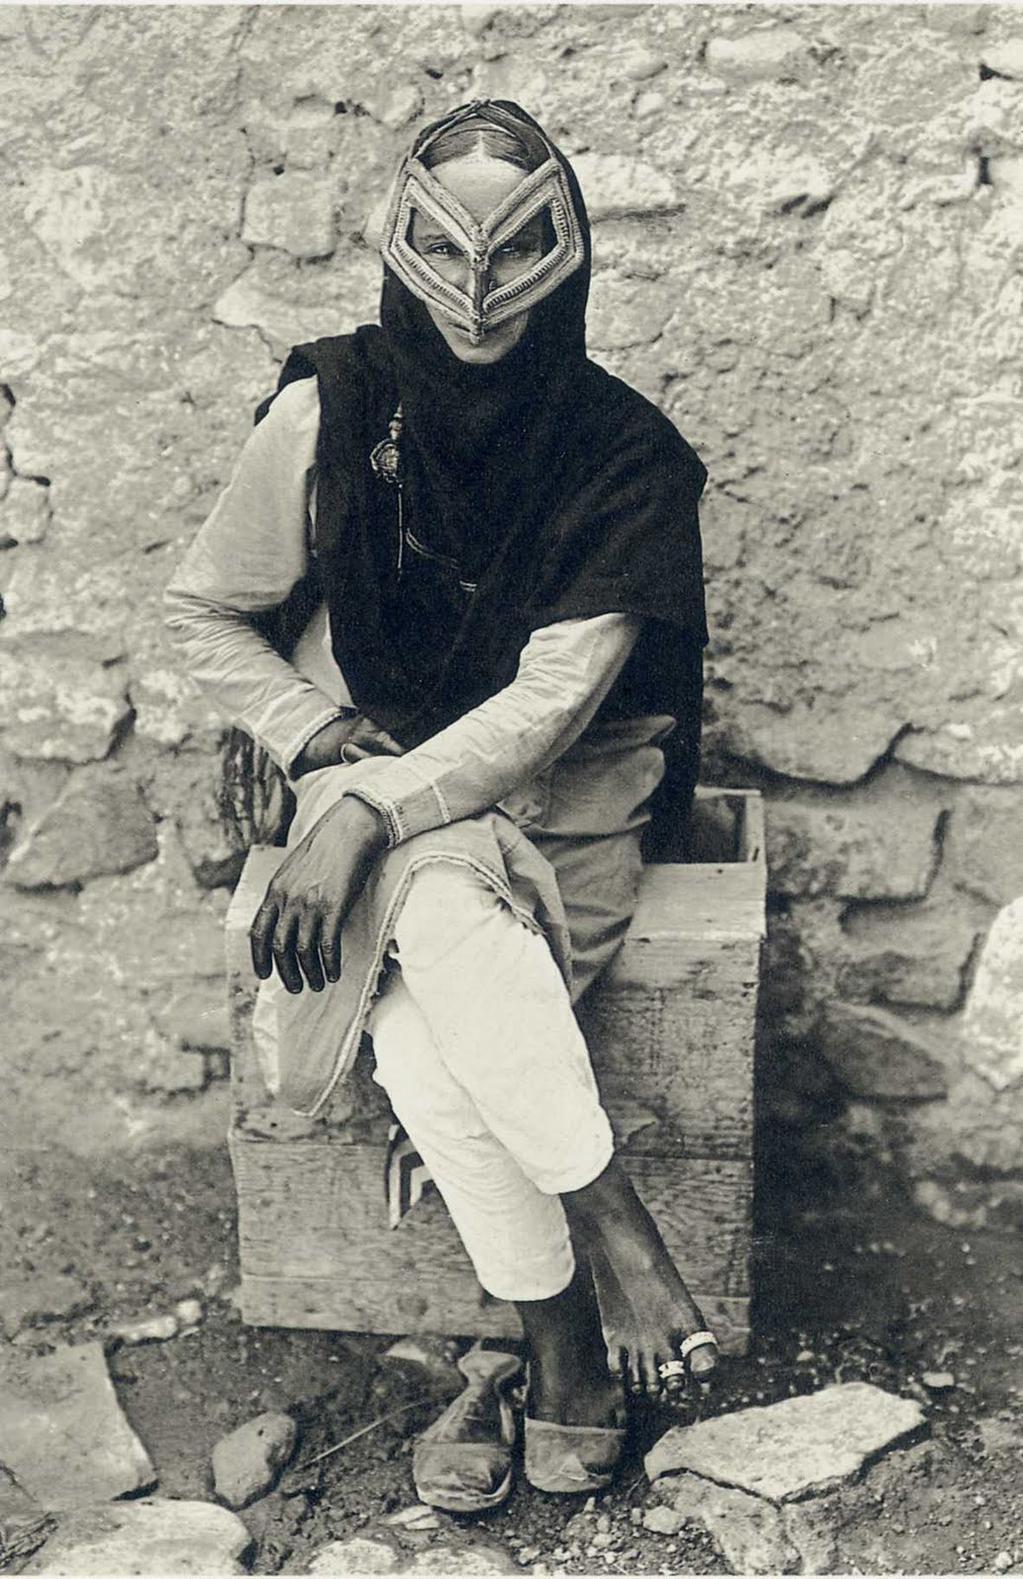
[163, 584, 346, 774]
[332, 612, 642, 846]
[164, 377, 346, 774]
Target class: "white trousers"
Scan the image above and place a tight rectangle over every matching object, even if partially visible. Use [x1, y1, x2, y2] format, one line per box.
[368, 863, 615, 1303]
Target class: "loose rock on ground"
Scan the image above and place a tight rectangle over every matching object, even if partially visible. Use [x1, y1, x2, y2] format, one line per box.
[0, 1342, 155, 1512]
[22, 1498, 252, 1576]
[212, 1411, 298, 1509]
[645, 1381, 926, 1502]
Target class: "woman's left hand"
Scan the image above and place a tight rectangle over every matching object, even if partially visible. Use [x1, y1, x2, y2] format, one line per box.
[249, 796, 388, 993]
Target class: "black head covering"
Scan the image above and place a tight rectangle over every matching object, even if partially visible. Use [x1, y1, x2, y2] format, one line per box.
[257, 100, 708, 769]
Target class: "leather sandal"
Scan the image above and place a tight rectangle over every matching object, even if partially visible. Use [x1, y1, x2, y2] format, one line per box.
[523, 1414, 627, 1494]
[412, 1346, 521, 1513]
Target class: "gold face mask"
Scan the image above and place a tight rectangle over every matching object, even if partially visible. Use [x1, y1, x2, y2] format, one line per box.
[379, 108, 586, 347]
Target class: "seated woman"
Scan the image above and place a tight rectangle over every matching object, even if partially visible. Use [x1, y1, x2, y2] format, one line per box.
[165, 98, 717, 1505]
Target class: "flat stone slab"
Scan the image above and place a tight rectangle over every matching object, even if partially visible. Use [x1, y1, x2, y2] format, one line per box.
[23, 1498, 251, 1575]
[645, 1382, 926, 1502]
[307, 1537, 400, 1574]
[409, 1545, 518, 1576]
[0, 1466, 53, 1566]
[0, 1342, 155, 1511]
[648, 1471, 800, 1574]
[0, 1275, 92, 1337]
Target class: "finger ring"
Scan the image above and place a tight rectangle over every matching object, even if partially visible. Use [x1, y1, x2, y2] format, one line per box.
[678, 1331, 719, 1362]
[657, 1360, 688, 1381]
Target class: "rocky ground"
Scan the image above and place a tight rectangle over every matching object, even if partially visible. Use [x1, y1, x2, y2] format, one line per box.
[1, 1109, 1021, 1577]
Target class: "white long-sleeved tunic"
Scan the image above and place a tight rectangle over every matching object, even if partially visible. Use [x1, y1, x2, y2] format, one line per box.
[164, 376, 663, 850]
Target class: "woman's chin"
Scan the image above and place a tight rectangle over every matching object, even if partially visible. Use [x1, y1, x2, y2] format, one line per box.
[430, 312, 530, 366]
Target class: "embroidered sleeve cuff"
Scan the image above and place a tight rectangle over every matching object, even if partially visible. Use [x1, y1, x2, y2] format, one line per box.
[274, 705, 354, 782]
[340, 756, 452, 848]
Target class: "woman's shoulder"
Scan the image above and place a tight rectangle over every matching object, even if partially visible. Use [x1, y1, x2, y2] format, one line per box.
[585, 361, 707, 494]
[256, 327, 392, 436]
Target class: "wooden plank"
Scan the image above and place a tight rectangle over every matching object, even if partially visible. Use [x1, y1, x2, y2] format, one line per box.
[230, 1135, 750, 1297]
[237, 1274, 750, 1356]
[580, 947, 758, 1159]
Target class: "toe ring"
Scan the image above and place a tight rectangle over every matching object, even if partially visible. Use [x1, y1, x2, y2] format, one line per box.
[657, 1359, 688, 1381]
[678, 1331, 718, 1362]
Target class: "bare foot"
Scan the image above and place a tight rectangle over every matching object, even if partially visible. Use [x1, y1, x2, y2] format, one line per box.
[562, 1158, 719, 1398]
[515, 1263, 626, 1428]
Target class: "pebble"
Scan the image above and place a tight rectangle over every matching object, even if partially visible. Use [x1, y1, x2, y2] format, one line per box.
[643, 1506, 684, 1536]
[203, 1263, 229, 1297]
[922, 1371, 956, 1391]
[382, 1336, 460, 1380]
[596, 1514, 611, 1535]
[110, 1313, 178, 1345]
[994, 1555, 1013, 1573]
[385, 1505, 442, 1531]
[629, 1508, 642, 1525]
[174, 1299, 203, 1331]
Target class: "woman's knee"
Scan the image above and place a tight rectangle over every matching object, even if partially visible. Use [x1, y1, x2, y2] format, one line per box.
[392, 861, 509, 971]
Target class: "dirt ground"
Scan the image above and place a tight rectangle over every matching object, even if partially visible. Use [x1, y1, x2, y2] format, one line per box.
[2, 1089, 1021, 1577]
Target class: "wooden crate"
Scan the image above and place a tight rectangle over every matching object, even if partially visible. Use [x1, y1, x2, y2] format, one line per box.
[226, 787, 765, 1354]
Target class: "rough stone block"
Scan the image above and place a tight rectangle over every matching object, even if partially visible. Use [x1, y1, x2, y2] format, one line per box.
[733, 703, 904, 788]
[767, 797, 940, 902]
[570, 153, 679, 220]
[960, 898, 1023, 1091]
[705, 26, 808, 82]
[242, 172, 336, 259]
[0, 643, 130, 765]
[895, 712, 1023, 785]
[5, 767, 158, 890]
[149, 981, 231, 1054]
[0, 477, 50, 545]
[838, 899, 982, 1011]
[943, 785, 1023, 906]
[645, 1382, 926, 1502]
[0, 1343, 156, 1512]
[23, 1499, 251, 1576]
[363, 82, 424, 129]
[588, 274, 673, 350]
[820, 1003, 949, 1099]
[981, 39, 1023, 77]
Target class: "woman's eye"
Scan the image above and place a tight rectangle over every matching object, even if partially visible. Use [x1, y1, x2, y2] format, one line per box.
[427, 241, 460, 257]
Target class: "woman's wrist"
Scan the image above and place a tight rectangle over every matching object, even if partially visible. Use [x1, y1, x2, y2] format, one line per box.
[292, 715, 356, 777]
[331, 793, 390, 854]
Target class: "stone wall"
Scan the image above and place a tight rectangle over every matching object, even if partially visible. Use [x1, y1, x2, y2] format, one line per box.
[1, 4, 1020, 1223]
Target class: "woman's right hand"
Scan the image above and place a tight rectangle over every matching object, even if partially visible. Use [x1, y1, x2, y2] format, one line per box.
[292, 713, 403, 776]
